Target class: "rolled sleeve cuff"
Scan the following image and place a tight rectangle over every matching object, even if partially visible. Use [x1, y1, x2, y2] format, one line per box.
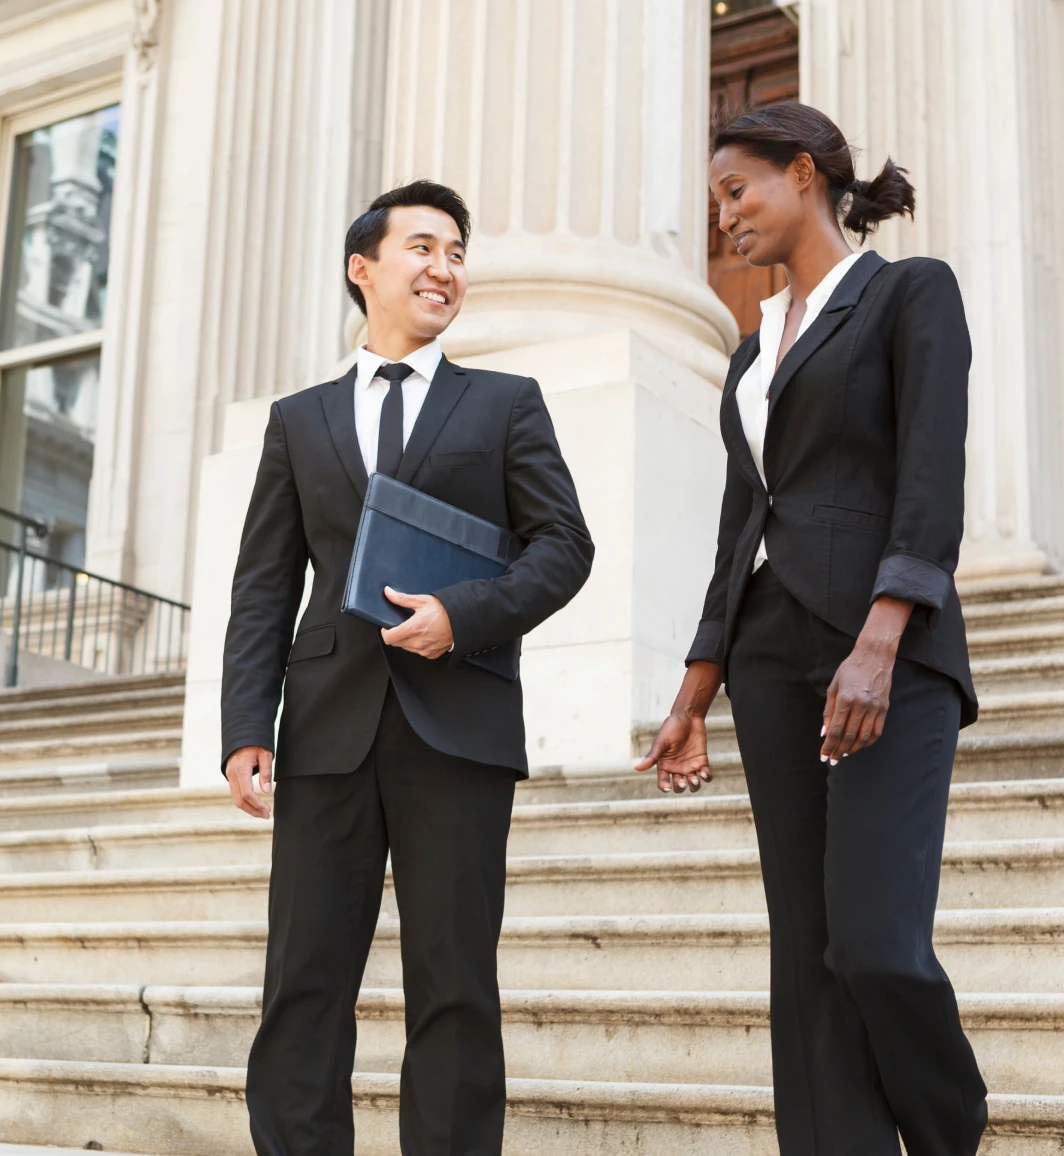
[686, 619, 725, 667]
[871, 552, 953, 613]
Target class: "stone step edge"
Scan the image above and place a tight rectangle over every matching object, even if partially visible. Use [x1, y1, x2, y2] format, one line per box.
[6, 982, 1064, 1030]
[0, 758, 180, 789]
[0, 1058, 1059, 1134]
[0, 672, 185, 706]
[1, 776, 1059, 830]
[0, 731, 183, 766]
[0, 1147, 147, 1156]
[3, 836, 1063, 891]
[0, 687, 185, 721]
[0, 707, 185, 738]
[3, 907, 1064, 945]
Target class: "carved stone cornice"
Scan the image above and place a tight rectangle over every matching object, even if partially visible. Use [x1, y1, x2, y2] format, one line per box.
[131, 0, 161, 73]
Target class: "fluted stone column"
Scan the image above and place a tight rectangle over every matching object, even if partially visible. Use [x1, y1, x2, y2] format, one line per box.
[801, 0, 1064, 577]
[334, 0, 741, 770]
[348, 0, 738, 385]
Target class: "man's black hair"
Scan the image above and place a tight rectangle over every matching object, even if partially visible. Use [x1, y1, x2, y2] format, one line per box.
[344, 180, 471, 315]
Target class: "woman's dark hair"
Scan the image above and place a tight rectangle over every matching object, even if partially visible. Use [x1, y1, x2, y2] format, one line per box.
[344, 180, 471, 315]
[711, 102, 915, 242]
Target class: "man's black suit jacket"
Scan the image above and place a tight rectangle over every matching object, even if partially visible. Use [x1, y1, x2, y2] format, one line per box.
[220, 356, 594, 780]
[687, 251, 979, 725]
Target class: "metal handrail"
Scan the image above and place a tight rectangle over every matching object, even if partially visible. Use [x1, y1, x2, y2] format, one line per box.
[0, 507, 191, 687]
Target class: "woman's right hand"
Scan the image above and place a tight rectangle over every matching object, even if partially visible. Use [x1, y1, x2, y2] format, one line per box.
[635, 712, 712, 794]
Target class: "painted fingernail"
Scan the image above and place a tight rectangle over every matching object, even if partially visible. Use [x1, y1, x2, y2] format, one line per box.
[700, 771, 711, 781]
[830, 758, 839, 766]
[820, 725, 826, 737]
[662, 784, 671, 792]
[842, 753, 849, 759]
[820, 755, 828, 764]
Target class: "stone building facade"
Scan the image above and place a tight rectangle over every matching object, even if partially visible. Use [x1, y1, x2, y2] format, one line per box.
[0, 0, 1062, 775]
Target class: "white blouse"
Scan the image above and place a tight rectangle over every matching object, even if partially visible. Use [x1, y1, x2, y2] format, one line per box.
[736, 251, 862, 572]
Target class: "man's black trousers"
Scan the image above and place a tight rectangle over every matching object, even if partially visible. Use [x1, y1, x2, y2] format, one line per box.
[245, 685, 516, 1156]
[726, 564, 987, 1156]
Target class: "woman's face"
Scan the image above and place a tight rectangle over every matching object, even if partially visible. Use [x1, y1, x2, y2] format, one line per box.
[709, 144, 814, 268]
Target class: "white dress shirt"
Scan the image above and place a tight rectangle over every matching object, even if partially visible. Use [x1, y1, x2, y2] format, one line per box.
[737, 252, 862, 572]
[353, 338, 444, 475]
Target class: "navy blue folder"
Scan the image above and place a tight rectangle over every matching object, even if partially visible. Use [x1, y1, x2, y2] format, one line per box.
[342, 473, 523, 680]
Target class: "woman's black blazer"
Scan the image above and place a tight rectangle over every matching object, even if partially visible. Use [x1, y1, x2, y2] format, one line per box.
[687, 250, 978, 725]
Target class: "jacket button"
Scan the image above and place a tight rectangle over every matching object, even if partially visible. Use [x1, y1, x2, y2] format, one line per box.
[767, 494, 774, 507]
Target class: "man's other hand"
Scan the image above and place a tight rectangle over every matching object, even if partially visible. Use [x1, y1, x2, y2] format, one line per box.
[380, 587, 454, 658]
[225, 746, 273, 819]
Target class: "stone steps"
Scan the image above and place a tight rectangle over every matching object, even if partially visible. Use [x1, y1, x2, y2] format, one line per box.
[0, 758, 180, 800]
[0, 785, 236, 833]
[968, 624, 1064, 661]
[3, 908, 1062, 992]
[0, 684, 184, 726]
[0, 838, 1060, 920]
[0, 776, 1058, 853]
[0, 732, 183, 774]
[0, 1058, 1059, 1156]
[0, 705, 184, 747]
[5, 982, 1064, 1096]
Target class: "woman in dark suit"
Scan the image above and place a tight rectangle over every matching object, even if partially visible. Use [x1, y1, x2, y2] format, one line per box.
[638, 102, 988, 1155]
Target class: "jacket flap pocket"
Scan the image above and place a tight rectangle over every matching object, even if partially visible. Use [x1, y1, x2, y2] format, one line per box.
[288, 624, 336, 664]
[812, 503, 891, 531]
[428, 450, 492, 468]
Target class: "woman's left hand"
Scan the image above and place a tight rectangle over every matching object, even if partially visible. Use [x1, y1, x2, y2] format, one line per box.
[820, 594, 914, 764]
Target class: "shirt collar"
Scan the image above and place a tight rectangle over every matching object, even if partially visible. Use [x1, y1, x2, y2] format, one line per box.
[356, 338, 444, 388]
[759, 251, 861, 322]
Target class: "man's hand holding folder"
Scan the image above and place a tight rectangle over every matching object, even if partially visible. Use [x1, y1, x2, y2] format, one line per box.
[380, 586, 453, 659]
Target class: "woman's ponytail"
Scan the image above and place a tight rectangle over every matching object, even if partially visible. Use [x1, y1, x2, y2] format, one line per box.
[843, 158, 916, 242]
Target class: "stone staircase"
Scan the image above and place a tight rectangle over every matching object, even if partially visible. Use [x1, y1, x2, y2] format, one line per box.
[1, 579, 1064, 1153]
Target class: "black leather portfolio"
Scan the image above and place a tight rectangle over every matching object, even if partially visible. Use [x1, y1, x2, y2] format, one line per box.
[342, 473, 523, 680]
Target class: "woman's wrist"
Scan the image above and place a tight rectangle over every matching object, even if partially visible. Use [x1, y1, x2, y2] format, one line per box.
[856, 595, 914, 657]
[671, 660, 724, 719]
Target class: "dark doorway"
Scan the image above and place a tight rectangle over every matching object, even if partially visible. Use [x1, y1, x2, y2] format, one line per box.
[708, 3, 799, 339]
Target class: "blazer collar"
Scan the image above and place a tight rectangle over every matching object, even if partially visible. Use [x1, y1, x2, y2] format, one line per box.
[395, 355, 469, 484]
[765, 249, 887, 422]
[720, 333, 765, 492]
[321, 361, 369, 500]
[320, 355, 470, 500]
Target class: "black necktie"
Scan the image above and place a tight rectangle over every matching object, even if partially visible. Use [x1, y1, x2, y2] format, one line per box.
[375, 362, 414, 477]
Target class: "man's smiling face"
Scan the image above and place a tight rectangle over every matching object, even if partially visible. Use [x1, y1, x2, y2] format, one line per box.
[349, 204, 468, 342]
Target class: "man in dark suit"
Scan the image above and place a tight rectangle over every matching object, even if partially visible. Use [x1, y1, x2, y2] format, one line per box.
[221, 179, 594, 1156]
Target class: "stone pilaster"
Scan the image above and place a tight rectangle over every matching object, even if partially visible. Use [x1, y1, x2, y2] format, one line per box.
[801, 0, 1064, 576]
[88, 0, 390, 600]
[346, 0, 738, 385]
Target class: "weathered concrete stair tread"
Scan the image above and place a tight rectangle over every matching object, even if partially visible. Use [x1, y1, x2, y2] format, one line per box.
[4, 909, 1064, 992]
[0, 732, 183, 771]
[0, 705, 184, 744]
[0, 672, 184, 706]
[0, 685, 184, 726]
[968, 623, 1064, 660]
[0, 785, 237, 833]
[0, 1059, 1060, 1156]
[4, 982, 1064, 1093]
[0, 1147, 149, 1156]
[0, 837, 1058, 918]
[0, 759, 180, 800]
[958, 574, 1064, 603]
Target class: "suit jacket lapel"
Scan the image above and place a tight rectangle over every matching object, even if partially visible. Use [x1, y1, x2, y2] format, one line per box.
[720, 334, 765, 492]
[396, 356, 470, 485]
[766, 250, 888, 424]
[320, 362, 369, 501]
